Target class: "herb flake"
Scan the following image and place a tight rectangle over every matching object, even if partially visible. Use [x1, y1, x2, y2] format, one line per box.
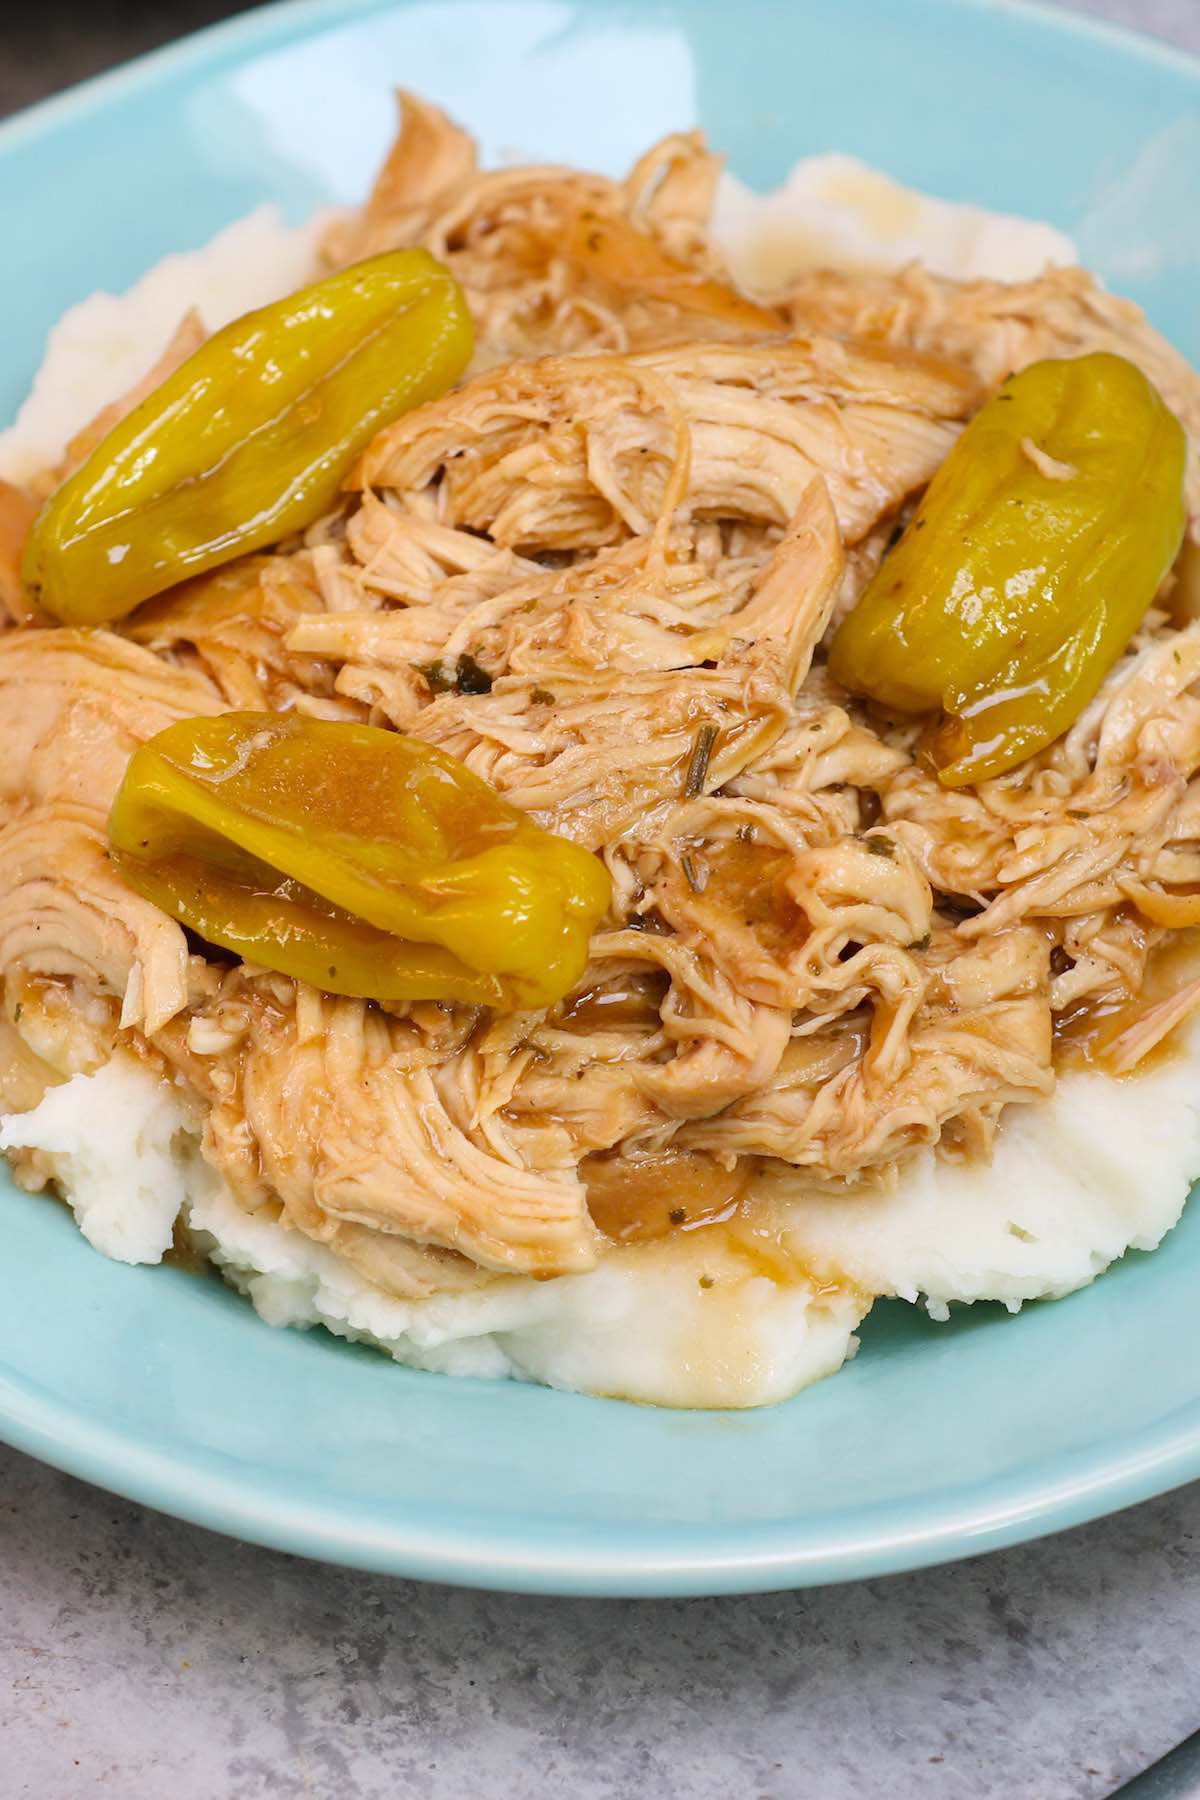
[415, 653, 495, 696]
[683, 723, 718, 798]
[415, 658, 456, 695]
[455, 653, 493, 695]
[681, 853, 706, 894]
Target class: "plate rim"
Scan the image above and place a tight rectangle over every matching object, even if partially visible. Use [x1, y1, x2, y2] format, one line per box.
[3, 0, 1200, 1596]
[1, 0, 1198, 161]
[4, 1355, 1200, 1594]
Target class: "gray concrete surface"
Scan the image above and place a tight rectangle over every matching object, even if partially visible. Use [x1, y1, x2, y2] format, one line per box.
[5, 1454, 1200, 1800]
[4, 2, 1200, 1796]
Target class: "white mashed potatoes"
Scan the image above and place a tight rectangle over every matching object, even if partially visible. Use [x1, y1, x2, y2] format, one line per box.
[0, 1055, 865, 1407]
[712, 155, 1076, 293]
[0, 208, 333, 488]
[5, 156, 1195, 1410]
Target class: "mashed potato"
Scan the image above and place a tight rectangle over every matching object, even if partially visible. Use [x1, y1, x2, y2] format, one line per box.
[6, 1018, 1199, 1406]
[0, 208, 332, 488]
[0, 1054, 867, 1407]
[712, 155, 1076, 292]
[5, 156, 1196, 1410]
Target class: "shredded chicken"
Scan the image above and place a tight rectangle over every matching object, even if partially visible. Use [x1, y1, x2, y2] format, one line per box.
[783, 262, 1200, 529]
[5, 96, 1200, 1290]
[323, 91, 762, 356]
[0, 482, 41, 627]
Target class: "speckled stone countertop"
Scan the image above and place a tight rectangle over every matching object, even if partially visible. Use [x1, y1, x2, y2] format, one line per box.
[4, 3, 1200, 1796]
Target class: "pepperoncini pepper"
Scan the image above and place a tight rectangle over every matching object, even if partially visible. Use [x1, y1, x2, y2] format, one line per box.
[828, 352, 1188, 785]
[24, 249, 473, 626]
[108, 714, 610, 1010]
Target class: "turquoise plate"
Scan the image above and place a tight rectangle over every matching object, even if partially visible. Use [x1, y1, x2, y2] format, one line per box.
[2, 0, 1199, 1596]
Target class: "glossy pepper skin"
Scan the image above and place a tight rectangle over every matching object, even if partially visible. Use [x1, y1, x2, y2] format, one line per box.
[24, 250, 473, 626]
[828, 352, 1188, 785]
[108, 713, 611, 1010]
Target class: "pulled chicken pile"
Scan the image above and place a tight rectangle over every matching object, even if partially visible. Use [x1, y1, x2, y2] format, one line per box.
[4, 92, 1200, 1296]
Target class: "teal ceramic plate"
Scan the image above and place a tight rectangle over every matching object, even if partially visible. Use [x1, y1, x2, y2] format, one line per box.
[2, 0, 1199, 1596]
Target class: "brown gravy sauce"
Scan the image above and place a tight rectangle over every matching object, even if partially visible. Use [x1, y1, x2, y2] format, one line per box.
[692, 839, 806, 958]
[583, 1147, 746, 1244]
[561, 971, 668, 1031]
[582, 1147, 849, 1296]
[1054, 928, 1200, 1076]
[163, 1220, 219, 1277]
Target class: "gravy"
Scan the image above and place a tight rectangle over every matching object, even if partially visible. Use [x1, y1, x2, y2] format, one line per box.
[584, 1146, 853, 1298]
[1055, 928, 1200, 1076]
[584, 1147, 747, 1243]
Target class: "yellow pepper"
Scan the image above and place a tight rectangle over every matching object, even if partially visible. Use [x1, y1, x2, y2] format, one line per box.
[24, 250, 473, 626]
[108, 713, 610, 1010]
[828, 352, 1187, 784]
